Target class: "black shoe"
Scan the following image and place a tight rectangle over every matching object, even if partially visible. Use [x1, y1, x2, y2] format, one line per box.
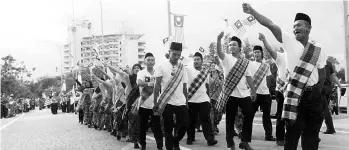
[173, 146, 180, 150]
[239, 142, 254, 150]
[134, 143, 140, 149]
[323, 130, 336, 134]
[94, 125, 98, 129]
[116, 135, 121, 140]
[140, 146, 146, 150]
[265, 136, 276, 141]
[276, 140, 285, 146]
[207, 140, 218, 146]
[186, 139, 193, 145]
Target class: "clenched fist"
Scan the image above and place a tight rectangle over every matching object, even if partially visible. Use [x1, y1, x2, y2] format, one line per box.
[258, 33, 266, 41]
[242, 3, 253, 14]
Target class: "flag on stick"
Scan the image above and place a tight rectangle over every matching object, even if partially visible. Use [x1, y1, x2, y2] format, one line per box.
[163, 37, 169, 45]
[174, 15, 184, 43]
[232, 20, 246, 37]
[242, 15, 257, 26]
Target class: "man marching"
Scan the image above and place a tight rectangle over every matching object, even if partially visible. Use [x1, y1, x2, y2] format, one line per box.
[258, 33, 288, 146]
[242, 3, 326, 149]
[185, 52, 218, 146]
[153, 42, 189, 150]
[216, 33, 257, 150]
[137, 53, 164, 150]
[249, 45, 276, 141]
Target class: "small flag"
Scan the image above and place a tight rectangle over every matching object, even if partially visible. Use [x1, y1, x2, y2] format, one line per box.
[242, 15, 256, 26]
[163, 37, 169, 44]
[199, 47, 205, 52]
[232, 20, 246, 37]
[189, 54, 194, 58]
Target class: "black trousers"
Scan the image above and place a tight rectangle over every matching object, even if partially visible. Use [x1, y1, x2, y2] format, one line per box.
[226, 96, 254, 147]
[162, 104, 189, 150]
[187, 102, 215, 142]
[275, 91, 286, 141]
[139, 107, 163, 148]
[253, 94, 273, 138]
[284, 90, 323, 150]
[321, 95, 335, 132]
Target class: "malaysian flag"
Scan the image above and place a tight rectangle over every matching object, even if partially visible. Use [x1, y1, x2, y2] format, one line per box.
[163, 37, 169, 45]
[232, 20, 246, 37]
[242, 15, 257, 26]
[199, 47, 205, 53]
[174, 15, 184, 43]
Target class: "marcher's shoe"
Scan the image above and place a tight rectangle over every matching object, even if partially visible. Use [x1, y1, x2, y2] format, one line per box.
[134, 143, 140, 149]
[239, 142, 254, 150]
[186, 139, 193, 145]
[88, 124, 92, 128]
[94, 124, 98, 129]
[265, 136, 276, 141]
[116, 135, 121, 140]
[107, 129, 112, 132]
[140, 146, 146, 150]
[207, 140, 218, 146]
[276, 140, 285, 146]
[323, 130, 336, 134]
[173, 145, 180, 150]
[126, 139, 132, 142]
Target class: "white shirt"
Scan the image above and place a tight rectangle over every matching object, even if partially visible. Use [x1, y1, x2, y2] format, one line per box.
[221, 55, 252, 98]
[156, 60, 188, 106]
[137, 69, 156, 109]
[281, 30, 326, 86]
[275, 52, 288, 81]
[250, 61, 271, 95]
[186, 67, 210, 103]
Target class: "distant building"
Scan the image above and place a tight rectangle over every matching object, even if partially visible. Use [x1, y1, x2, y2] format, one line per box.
[80, 34, 146, 69]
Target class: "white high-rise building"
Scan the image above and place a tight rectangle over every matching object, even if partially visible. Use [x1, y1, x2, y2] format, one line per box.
[80, 33, 146, 69]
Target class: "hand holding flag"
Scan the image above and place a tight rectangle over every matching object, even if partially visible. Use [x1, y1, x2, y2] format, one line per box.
[242, 15, 257, 26]
[232, 20, 246, 37]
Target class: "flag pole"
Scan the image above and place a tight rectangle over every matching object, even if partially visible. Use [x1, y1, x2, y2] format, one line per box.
[167, 0, 172, 37]
[343, 0, 349, 114]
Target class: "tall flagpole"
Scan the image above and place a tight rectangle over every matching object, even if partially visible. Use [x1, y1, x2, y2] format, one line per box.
[343, 0, 349, 114]
[167, 0, 172, 37]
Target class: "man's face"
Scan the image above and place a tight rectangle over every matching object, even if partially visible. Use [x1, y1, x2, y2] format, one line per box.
[133, 66, 141, 74]
[228, 41, 240, 55]
[210, 63, 216, 71]
[169, 50, 182, 63]
[253, 50, 263, 61]
[193, 56, 203, 68]
[293, 20, 311, 41]
[145, 56, 155, 68]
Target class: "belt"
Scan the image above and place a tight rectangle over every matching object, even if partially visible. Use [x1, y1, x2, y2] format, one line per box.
[304, 85, 317, 91]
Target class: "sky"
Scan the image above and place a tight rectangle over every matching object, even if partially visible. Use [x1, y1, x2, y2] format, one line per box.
[0, 0, 348, 80]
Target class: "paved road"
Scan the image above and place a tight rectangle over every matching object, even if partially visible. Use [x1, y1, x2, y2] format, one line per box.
[1, 108, 349, 150]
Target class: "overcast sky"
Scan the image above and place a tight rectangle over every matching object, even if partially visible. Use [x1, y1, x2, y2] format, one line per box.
[0, 0, 348, 79]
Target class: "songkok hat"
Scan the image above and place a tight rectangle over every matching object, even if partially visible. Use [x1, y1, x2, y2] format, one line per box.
[170, 42, 182, 51]
[294, 13, 311, 25]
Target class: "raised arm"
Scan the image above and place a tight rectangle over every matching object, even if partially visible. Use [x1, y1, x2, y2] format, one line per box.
[183, 83, 188, 105]
[106, 64, 128, 80]
[258, 33, 277, 60]
[217, 32, 226, 60]
[243, 3, 282, 43]
[92, 74, 110, 89]
[95, 67, 112, 80]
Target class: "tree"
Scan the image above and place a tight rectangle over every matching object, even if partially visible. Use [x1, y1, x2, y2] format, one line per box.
[327, 56, 339, 65]
[336, 68, 346, 83]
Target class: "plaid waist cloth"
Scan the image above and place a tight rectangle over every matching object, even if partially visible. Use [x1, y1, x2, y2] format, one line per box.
[216, 58, 249, 112]
[155, 63, 184, 116]
[187, 69, 209, 100]
[282, 42, 321, 122]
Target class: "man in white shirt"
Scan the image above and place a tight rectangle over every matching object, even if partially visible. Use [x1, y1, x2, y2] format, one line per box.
[250, 45, 276, 141]
[243, 4, 326, 150]
[137, 53, 163, 150]
[217, 33, 257, 150]
[153, 42, 189, 150]
[258, 33, 288, 146]
[186, 52, 218, 146]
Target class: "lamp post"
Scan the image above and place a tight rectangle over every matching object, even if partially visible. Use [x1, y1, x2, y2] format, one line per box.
[343, 0, 349, 114]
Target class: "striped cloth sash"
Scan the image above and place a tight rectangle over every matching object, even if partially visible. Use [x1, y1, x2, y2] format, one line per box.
[112, 83, 126, 113]
[216, 58, 249, 112]
[282, 42, 321, 121]
[276, 70, 290, 94]
[187, 69, 209, 100]
[252, 63, 270, 90]
[154, 63, 185, 116]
